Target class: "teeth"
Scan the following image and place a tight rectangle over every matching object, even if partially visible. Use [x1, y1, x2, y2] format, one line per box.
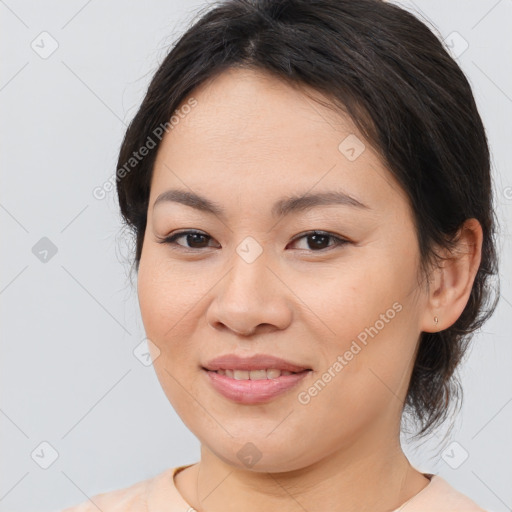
[266, 368, 281, 379]
[214, 368, 297, 380]
[246, 369, 267, 380]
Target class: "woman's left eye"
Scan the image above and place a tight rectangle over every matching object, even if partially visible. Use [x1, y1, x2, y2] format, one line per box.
[288, 231, 349, 251]
[157, 229, 349, 252]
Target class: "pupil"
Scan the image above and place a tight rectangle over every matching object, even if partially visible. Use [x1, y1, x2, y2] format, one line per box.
[309, 234, 329, 250]
[188, 233, 207, 248]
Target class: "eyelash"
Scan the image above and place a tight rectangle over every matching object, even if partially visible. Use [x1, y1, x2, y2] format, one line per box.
[156, 229, 349, 253]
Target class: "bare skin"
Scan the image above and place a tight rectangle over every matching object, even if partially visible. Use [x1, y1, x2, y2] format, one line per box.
[137, 67, 483, 512]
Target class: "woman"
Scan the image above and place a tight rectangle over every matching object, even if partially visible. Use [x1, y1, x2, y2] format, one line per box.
[62, 0, 499, 510]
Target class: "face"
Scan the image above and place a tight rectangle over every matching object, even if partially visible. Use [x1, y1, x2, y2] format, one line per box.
[137, 67, 429, 472]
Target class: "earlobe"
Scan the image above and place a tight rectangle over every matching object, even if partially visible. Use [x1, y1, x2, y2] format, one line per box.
[421, 218, 483, 333]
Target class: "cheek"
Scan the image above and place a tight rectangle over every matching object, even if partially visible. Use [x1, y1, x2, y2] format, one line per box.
[137, 248, 206, 338]
[290, 252, 401, 342]
[136, 248, 221, 395]
[294, 317, 417, 453]
[292, 250, 420, 407]
[137, 252, 206, 414]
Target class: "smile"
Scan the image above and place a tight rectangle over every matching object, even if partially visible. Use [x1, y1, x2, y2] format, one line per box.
[203, 368, 311, 404]
[212, 368, 297, 379]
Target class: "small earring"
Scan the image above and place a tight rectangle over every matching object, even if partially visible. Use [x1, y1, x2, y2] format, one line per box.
[434, 316, 439, 325]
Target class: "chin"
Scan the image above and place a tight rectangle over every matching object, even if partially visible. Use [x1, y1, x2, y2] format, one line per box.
[200, 434, 315, 474]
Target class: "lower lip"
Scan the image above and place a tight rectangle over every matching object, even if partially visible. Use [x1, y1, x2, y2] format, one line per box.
[203, 369, 311, 404]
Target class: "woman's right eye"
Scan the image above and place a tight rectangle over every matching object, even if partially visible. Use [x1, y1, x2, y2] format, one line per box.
[157, 230, 219, 250]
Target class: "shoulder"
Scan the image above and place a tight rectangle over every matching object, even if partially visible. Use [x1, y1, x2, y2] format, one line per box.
[407, 474, 487, 512]
[59, 468, 172, 512]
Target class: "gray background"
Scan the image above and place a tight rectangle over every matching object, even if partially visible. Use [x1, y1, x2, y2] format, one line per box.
[1, 1, 511, 511]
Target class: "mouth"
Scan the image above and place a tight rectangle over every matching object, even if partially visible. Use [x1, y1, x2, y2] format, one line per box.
[203, 368, 310, 380]
[202, 353, 311, 375]
[201, 354, 312, 404]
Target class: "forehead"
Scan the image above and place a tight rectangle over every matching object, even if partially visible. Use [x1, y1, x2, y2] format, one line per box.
[150, 67, 408, 214]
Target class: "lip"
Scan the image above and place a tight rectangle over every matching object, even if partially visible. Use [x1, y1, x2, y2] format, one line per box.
[203, 368, 311, 404]
[202, 353, 312, 405]
[202, 353, 310, 373]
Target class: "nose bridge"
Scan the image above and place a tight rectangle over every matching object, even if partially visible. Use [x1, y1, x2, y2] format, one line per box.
[207, 235, 292, 334]
[226, 235, 272, 302]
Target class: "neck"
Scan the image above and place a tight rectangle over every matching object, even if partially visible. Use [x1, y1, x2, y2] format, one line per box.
[177, 429, 430, 512]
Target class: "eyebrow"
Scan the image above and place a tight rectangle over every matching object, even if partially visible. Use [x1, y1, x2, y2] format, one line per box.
[153, 188, 370, 220]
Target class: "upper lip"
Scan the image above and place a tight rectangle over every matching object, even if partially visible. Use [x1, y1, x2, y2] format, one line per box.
[203, 354, 310, 373]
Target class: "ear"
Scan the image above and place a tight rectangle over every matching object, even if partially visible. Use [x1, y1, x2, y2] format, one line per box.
[420, 218, 483, 333]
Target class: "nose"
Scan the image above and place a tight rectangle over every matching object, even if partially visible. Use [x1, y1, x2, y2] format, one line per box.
[206, 246, 293, 337]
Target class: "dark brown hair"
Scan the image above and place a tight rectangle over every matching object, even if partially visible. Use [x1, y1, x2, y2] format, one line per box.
[115, 0, 500, 440]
